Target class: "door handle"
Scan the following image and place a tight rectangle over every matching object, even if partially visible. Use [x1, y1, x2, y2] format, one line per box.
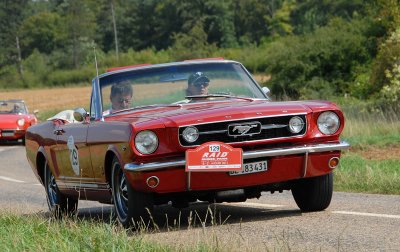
[53, 129, 65, 135]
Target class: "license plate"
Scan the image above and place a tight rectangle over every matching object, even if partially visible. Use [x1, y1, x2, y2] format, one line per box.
[2, 132, 14, 137]
[228, 160, 268, 176]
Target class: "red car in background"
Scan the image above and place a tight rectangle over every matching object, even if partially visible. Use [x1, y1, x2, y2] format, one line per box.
[25, 59, 350, 228]
[0, 100, 38, 144]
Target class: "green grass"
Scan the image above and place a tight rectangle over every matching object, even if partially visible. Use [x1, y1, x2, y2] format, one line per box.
[335, 152, 400, 194]
[0, 213, 171, 251]
[334, 102, 400, 195]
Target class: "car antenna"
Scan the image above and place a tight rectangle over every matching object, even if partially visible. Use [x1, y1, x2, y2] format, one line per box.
[93, 43, 104, 122]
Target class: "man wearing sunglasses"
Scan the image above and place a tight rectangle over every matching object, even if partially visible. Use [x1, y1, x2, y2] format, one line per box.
[110, 82, 133, 113]
[186, 72, 210, 96]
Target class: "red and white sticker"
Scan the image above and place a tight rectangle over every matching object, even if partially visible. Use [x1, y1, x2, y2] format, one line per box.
[186, 141, 242, 172]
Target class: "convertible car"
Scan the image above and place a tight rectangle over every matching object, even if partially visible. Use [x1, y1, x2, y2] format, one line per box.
[0, 99, 38, 144]
[25, 59, 350, 228]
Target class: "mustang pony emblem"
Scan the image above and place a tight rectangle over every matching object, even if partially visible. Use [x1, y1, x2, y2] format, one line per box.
[233, 125, 258, 135]
[228, 122, 262, 136]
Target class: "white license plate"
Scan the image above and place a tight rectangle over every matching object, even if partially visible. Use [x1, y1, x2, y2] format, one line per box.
[1, 132, 14, 137]
[229, 160, 268, 176]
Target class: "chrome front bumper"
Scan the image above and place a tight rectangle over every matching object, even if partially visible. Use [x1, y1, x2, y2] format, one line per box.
[124, 141, 350, 172]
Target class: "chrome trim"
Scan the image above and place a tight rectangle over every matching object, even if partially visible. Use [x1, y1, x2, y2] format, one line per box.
[261, 124, 288, 130]
[178, 113, 307, 128]
[199, 129, 227, 135]
[302, 152, 309, 178]
[125, 141, 350, 172]
[196, 123, 290, 135]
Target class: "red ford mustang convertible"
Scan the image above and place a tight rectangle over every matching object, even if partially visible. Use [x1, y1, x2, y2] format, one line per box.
[25, 59, 350, 227]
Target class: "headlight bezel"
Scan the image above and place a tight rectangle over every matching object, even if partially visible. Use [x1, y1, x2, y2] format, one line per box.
[134, 130, 159, 154]
[182, 126, 199, 143]
[317, 111, 340, 135]
[288, 116, 305, 134]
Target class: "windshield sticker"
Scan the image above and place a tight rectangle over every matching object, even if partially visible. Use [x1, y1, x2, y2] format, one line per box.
[67, 135, 80, 175]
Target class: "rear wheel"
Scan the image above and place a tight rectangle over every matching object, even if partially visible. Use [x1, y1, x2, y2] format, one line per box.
[111, 156, 154, 229]
[44, 160, 78, 217]
[292, 172, 333, 212]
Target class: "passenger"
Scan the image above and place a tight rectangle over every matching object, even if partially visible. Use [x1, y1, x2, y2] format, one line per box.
[186, 72, 210, 96]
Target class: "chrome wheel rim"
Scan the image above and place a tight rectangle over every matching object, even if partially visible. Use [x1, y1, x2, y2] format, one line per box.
[113, 161, 128, 220]
[45, 161, 59, 207]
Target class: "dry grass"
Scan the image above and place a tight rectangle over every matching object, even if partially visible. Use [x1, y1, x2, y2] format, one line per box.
[0, 86, 92, 112]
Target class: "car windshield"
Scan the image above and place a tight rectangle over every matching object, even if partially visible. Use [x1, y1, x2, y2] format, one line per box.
[99, 62, 267, 114]
[0, 101, 27, 114]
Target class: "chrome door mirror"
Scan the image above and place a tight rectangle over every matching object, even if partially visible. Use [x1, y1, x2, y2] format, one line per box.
[262, 87, 271, 96]
[73, 108, 89, 122]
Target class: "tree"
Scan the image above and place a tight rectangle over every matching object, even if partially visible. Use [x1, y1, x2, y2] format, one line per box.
[19, 12, 63, 57]
[57, 0, 97, 68]
[0, 0, 28, 68]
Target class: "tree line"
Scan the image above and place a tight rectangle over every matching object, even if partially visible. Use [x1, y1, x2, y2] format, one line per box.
[1, 0, 399, 108]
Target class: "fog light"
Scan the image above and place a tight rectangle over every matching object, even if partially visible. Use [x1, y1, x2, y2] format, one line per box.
[146, 176, 159, 188]
[329, 157, 340, 169]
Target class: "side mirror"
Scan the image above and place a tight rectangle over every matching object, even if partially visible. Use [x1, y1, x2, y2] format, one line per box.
[73, 108, 89, 122]
[262, 87, 271, 96]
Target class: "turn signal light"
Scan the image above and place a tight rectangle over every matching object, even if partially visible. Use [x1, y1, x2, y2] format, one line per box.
[329, 157, 340, 169]
[146, 176, 159, 188]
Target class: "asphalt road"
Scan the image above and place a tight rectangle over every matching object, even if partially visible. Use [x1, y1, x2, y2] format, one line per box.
[1, 145, 399, 251]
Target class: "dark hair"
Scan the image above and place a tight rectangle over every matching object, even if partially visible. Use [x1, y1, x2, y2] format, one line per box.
[110, 82, 133, 98]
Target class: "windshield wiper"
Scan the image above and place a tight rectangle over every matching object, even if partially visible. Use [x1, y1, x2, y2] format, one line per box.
[185, 93, 255, 102]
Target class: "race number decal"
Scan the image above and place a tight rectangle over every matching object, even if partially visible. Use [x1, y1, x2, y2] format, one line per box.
[67, 135, 80, 175]
[186, 141, 242, 172]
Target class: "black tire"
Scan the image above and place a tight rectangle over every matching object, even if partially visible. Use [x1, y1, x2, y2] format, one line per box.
[111, 156, 154, 229]
[292, 172, 333, 212]
[44, 160, 78, 218]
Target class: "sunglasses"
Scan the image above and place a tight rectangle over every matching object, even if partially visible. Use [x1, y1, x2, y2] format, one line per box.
[118, 98, 132, 103]
[193, 82, 209, 87]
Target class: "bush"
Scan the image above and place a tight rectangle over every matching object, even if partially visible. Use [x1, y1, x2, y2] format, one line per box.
[370, 28, 400, 103]
[264, 18, 372, 100]
[47, 67, 94, 87]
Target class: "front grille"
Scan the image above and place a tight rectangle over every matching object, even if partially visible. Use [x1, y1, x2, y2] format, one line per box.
[179, 114, 307, 147]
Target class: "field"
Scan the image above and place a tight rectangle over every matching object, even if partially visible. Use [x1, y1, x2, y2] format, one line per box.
[0, 86, 91, 117]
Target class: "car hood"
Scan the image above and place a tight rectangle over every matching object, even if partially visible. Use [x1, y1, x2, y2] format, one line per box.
[109, 99, 337, 128]
[0, 114, 30, 128]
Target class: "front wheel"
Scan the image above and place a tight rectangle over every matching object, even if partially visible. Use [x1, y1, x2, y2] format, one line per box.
[44, 160, 78, 217]
[111, 156, 154, 229]
[291, 172, 333, 212]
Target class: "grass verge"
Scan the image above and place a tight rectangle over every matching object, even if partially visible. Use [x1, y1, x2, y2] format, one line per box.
[0, 213, 171, 252]
[335, 151, 400, 194]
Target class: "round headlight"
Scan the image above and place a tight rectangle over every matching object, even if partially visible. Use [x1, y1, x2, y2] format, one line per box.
[288, 116, 304, 134]
[182, 126, 199, 143]
[317, 111, 340, 135]
[17, 118, 25, 127]
[135, 130, 158, 154]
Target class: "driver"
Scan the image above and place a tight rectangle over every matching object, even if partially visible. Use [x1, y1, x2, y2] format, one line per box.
[109, 82, 133, 113]
[186, 72, 210, 96]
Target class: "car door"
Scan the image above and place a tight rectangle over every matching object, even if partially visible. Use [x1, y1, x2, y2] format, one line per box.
[55, 121, 95, 190]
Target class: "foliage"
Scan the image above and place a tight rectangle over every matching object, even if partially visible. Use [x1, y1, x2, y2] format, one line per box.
[264, 19, 371, 99]
[0, 0, 398, 107]
[370, 28, 400, 104]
